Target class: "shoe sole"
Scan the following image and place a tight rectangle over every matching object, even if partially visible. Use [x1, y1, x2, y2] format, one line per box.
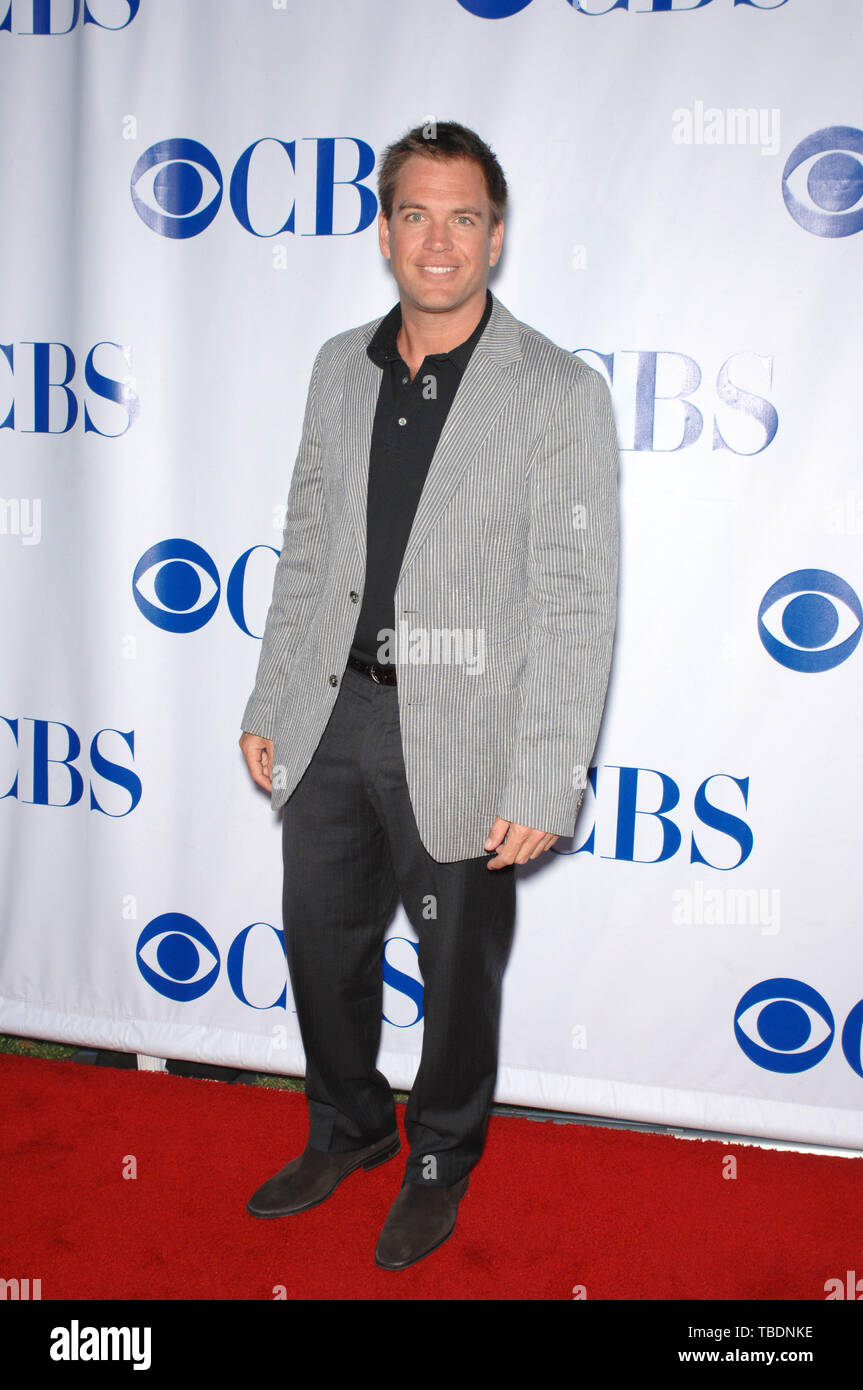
[246, 1135, 401, 1219]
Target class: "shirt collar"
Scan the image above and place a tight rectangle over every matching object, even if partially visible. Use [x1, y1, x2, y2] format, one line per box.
[367, 289, 493, 370]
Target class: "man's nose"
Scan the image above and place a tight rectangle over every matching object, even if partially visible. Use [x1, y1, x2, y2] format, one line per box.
[423, 220, 453, 248]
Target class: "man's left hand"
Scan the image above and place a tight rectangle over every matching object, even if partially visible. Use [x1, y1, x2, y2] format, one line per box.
[483, 817, 559, 868]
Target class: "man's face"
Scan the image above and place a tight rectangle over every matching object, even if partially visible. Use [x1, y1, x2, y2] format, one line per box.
[378, 153, 504, 316]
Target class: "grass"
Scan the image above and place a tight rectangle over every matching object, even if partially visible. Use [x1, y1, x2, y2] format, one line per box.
[0, 1034, 409, 1101]
[0, 1034, 76, 1060]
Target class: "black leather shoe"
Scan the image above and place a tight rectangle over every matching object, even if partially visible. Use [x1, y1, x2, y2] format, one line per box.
[247, 1132, 400, 1218]
[374, 1174, 470, 1269]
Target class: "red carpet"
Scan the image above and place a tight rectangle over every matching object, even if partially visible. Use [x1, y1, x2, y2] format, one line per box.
[1, 1052, 860, 1300]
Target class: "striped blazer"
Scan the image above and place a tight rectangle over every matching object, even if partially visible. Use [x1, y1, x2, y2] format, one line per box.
[242, 292, 620, 862]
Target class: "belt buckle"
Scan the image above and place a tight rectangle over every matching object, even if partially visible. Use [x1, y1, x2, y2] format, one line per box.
[370, 665, 383, 684]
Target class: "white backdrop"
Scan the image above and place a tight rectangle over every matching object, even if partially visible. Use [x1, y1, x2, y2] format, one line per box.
[1, 0, 862, 1149]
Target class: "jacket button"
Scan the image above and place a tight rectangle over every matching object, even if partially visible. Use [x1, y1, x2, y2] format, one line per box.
[329, 674, 338, 686]
[349, 591, 359, 603]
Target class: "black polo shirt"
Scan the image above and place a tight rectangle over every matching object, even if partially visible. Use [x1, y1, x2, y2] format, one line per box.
[350, 289, 493, 668]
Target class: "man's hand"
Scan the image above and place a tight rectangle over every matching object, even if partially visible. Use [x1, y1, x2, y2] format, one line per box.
[484, 816, 559, 868]
[240, 731, 274, 793]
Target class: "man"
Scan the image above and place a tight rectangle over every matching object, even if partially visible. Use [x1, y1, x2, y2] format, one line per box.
[239, 122, 619, 1270]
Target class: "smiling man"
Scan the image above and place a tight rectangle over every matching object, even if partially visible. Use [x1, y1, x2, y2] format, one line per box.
[239, 122, 620, 1270]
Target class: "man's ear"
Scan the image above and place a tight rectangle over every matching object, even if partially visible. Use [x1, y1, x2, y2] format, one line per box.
[489, 218, 504, 267]
[378, 208, 392, 261]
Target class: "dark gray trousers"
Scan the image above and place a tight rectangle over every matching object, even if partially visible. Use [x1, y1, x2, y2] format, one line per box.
[280, 661, 517, 1187]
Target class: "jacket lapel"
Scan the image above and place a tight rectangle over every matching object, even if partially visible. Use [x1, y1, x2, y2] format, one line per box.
[342, 293, 523, 581]
[399, 298, 522, 581]
[341, 346, 381, 568]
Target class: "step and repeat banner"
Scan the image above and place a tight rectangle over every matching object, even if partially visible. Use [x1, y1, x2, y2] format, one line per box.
[1, 0, 861, 1149]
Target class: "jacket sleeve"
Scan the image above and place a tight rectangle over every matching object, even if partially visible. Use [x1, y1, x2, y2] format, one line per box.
[495, 364, 620, 837]
[241, 346, 327, 740]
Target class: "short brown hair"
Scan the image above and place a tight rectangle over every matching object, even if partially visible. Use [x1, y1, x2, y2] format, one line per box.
[378, 121, 508, 228]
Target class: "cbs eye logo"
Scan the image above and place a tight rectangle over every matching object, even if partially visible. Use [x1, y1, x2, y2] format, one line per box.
[782, 126, 863, 238]
[133, 540, 220, 633]
[131, 139, 223, 239]
[137, 914, 220, 1003]
[735, 978, 863, 1078]
[758, 569, 862, 672]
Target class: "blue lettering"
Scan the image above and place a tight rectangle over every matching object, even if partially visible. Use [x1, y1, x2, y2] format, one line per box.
[227, 545, 279, 637]
[230, 139, 296, 236]
[227, 923, 287, 1009]
[607, 765, 682, 863]
[310, 137, 377, 237]
[0, 343, 12, 428]
[89, 728, 142, 816]
[382, 937, 423, 1026]
[691, 774, 753, 868]
[713, 352, 778, 454]
[632, 350, 702, 452]
[0, 716, 18, 798]
[84, 341, 139, 436]
[26, 341, 76, 434]
[29, 0, 80, 34]
[84, 0, 138, 28]
[30, 718, 83, 807]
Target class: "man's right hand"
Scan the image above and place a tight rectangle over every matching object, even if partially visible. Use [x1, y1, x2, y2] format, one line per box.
[239, 732, 274, 793]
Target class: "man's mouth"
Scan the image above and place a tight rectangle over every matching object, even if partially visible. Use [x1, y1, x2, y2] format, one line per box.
[419, 265, 458, 274]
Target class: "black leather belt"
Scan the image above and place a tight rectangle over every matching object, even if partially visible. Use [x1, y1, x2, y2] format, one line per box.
[347, 654, 398, 686]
